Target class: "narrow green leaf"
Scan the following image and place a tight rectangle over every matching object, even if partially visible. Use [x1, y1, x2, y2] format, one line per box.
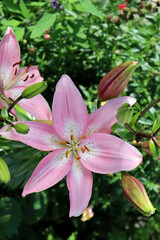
[149, 139, 157, 159]
[1, 107, 8, 119]
[75, 0, 102, 19]
[152, 117, 160, 134]
[0, 157, 10, 183]
[2, 0, 21, 13]
[31, 13, 57, 38]
[20, 0, 30, 19]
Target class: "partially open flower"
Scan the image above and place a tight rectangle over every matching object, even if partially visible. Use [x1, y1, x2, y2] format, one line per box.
[121, 172, 155, 217]
[98, 61, 138, 101]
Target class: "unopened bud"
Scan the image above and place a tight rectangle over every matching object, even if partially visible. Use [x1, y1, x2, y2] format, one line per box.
[0, 157, 10, 183]
[81, 206, 94, 222]
[29, 48, 34, 53]
[45, 34, 50, 40]
[121, 172, 156, 217]
[21, 82, 47, 99]
[116, 103, 134, 124]
[45, 29, 49, 34]
[14, 123, 30, 134]
[98, 60, 138, 101]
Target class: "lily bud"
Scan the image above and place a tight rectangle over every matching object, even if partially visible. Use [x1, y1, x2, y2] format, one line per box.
[116, 103, 134, 124]
[121, 172, 155, 217]
[98, 61, 138, 101]
[21, 82, 47, 99]
[0, 157, 10, 183]
[81, 206, 94, 222]
[14, 123, 30, 134]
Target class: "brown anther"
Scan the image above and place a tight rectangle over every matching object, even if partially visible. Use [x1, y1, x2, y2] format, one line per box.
[84, 145, 90, 151]
[70, 135, 73, 141]
[12, 60, 22, 67]
[61, 141, 67, 145]
[76, 156, 81, 160]
[23, 75, 29, 82]
[66, 150, 69, 158]
[27, 64, 32, 70]
[14, 68, 17, 75]
[81, 148, 85, 153]
[82, 136, 86, 139]
[30, 74, 35, 78]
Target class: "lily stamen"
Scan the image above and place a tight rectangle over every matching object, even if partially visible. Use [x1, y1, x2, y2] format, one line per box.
[66, 150, 69, 158]
[84, 145, 90, 151]
[14, 68, 17, 75]
[23, 75, 29, 82]
[12, 60, 22, 67]
[30, 74, 35, 78]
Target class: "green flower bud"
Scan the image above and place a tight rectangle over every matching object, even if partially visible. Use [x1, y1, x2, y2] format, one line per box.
[121, 172, 156, 217]
[0, 157, 10, 183]
[98, 61, 138, 101]
[1, 107, 9, 119]
[21, 82, 47, 99]
[14, 123, 30, 134]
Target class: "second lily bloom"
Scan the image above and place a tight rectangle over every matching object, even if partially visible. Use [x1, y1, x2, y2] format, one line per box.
[0, 27, 51, 120]
[0, 75, 142, 217]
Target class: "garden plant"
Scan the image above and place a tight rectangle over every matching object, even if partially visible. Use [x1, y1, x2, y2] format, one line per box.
[0, 0, 160, 239]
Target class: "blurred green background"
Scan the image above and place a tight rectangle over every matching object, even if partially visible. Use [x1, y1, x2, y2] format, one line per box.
[0, 0, 160, 239]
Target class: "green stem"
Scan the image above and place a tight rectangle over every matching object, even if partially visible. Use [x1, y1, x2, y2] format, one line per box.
[8, 96, 23, 113]
[153, 127, 160, 138]
[135, 97, 160, 124]
[152, 137, 160, 149]
[124, 123, 152, 139]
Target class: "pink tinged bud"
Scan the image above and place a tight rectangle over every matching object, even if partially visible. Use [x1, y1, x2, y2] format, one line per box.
[121, 172, 156, 217]
[98, 60, 138, 101]
[29, 48, 34, 53]
[45, 34, 50, 40]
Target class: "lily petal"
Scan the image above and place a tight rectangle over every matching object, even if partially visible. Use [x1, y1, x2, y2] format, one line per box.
[52, 75, 88, 142]
[86, 96, 136, 135]
[18, 94, 52, 120]
[0, 122, 63, 151]
[0, 27, 20, 89]
[22, 149, 73, 197]
[67, 160, 93, 217]
[79, 133, 142, 174]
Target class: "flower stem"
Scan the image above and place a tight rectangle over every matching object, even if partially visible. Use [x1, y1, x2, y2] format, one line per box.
[8, 96, 23, 113]
[124, 123, 151, 139]
[135, 97, 160, 124]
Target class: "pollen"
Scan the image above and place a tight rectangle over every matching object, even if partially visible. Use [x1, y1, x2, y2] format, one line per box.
[30, 74, 35, 78]
[70, 134, 73, 141]
[61, 141, 67, 145]
[66, 150, 69, 158]
[76, 156, 81, 160]
[14, 68, 17, 75]
[84, 145, 90, 151]
[12, 60, 22, 67]
[23, 75, 29, 82]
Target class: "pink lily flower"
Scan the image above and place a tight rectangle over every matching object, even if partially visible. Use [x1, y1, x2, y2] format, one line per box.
[0, 27, 51, 120]
[0, 75, 142, 217]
